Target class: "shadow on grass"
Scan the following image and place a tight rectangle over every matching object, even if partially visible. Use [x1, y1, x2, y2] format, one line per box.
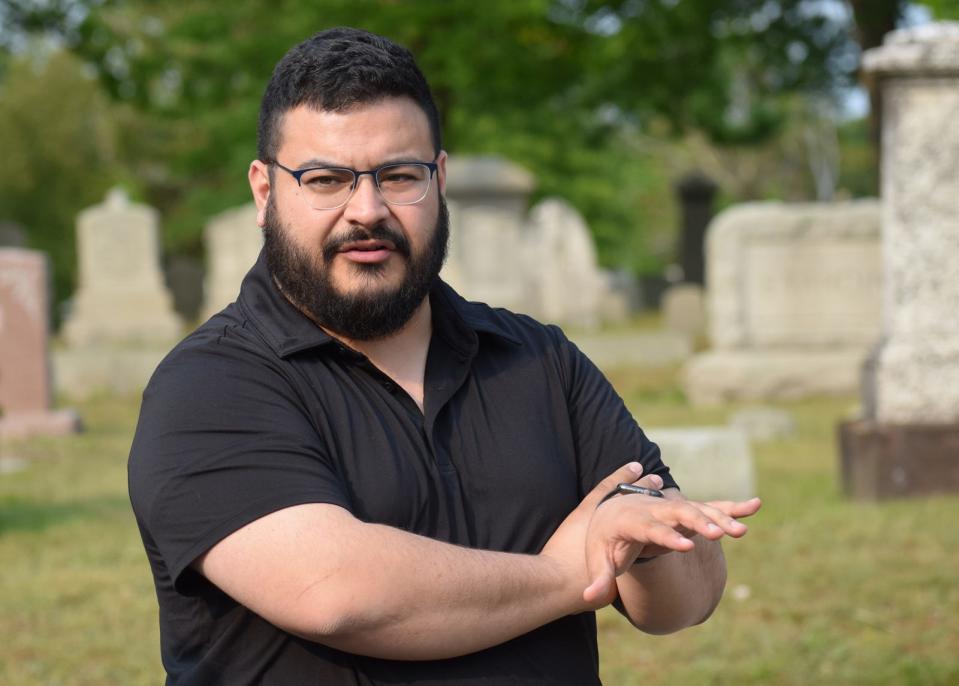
[0, 494, 131, 535]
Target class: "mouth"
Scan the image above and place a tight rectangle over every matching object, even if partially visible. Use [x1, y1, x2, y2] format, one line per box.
[337, 239, 397, 264]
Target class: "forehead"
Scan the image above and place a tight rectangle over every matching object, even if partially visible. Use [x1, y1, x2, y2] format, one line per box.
[277, 97, 433, 165]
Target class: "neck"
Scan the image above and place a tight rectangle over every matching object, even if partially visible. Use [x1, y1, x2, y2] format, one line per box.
[335, 296, 432, 367]
[330, 297, 433, 412]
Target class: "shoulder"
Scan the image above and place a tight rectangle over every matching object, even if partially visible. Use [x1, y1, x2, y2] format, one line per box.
[438, 282, 571, 355]
[147, 304, 287, 396]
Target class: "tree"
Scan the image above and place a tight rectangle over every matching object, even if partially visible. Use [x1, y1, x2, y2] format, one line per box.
[1, 0, 876, 281]
[0, 48, 122, 307]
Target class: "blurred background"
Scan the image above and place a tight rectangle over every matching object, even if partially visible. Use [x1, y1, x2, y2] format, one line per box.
[1, 0, 953, 315]
[2, 1, 959, 684]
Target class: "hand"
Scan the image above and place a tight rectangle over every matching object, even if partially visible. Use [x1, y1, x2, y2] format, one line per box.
[540, 462, 665, 611]
[582, 492, 761, 605]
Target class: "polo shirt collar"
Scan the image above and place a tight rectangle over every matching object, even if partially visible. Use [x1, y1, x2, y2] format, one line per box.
[237, 249, 335, 357]
[430, 280, 523, 349]
[237, 248, 522, 359]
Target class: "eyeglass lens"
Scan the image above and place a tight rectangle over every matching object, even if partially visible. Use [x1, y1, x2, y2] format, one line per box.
[298, 163, 432, 209]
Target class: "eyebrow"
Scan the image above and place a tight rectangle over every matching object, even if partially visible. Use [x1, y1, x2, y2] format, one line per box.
[292, 154, 434, 170]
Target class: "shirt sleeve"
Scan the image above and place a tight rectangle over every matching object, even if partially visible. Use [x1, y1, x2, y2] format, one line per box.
[550, 326, 679, 498]
[128, 338, 350, 594]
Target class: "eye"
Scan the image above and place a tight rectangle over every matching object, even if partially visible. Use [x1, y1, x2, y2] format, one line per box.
[378, 165, 427, 185]
[301, 169, 353, 189]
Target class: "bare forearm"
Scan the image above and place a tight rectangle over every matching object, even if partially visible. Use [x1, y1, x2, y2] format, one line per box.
[615, 537, 727, 634]
[278, 520, 578, 659]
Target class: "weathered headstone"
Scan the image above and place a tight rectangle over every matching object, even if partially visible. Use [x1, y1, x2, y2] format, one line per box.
[730, 407, 796, 442]
[526, 198, 604, 328]
[840, 22, 959, 499]
[645, 426, 756, 501]
[0, 249, 79, 439]
[443, 156, 537, 314]
[661, 283, 705, 340]
[443, 157, 624, 328]
[202, 203, 263, 319]
[683, 199, 882, 404]
[62, 188, 182, 345]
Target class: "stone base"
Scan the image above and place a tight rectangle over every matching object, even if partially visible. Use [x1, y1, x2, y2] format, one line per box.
[838, 420, 959, 500]
[682, 348, 866, 405]
[0, 409, 81, 440]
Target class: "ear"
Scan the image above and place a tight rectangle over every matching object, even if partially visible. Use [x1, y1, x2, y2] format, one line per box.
[435, 150, 448, 195]
[248, 160, 272, 228]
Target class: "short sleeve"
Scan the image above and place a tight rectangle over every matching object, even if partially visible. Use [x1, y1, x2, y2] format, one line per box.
[551, 327, 679, 497]
[128, 338, 349, 593]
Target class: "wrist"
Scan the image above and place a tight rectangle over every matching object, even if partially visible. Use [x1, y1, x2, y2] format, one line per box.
[536, 549, 592, 615]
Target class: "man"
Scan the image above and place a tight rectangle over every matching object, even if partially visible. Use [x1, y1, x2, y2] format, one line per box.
[129, 27, 760, 685]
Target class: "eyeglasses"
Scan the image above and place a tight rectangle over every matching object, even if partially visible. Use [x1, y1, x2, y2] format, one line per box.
[272, 159, 438, 210]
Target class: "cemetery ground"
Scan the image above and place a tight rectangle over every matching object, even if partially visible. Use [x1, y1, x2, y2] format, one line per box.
[1, 366, 957, 685]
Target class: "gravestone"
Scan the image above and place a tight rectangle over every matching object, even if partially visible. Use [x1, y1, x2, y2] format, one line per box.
[730, 407, 796, 442]
[0, 249, 79, 439]
[55, 190, 182, 399]
[661, 283, 705, 340]
[62, 188, 182, 345]
[645, 426, 756, 501]
[202, 203, 263, 319]
[840, 22, 959, 499]
[526, 198, 604, 328]
[443, 156, 624, 328]
[683, 200, 881, 404]
[442, 156, 537, 314]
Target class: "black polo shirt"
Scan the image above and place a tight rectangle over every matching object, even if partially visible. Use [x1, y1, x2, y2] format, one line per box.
[128, 250, 676, 685]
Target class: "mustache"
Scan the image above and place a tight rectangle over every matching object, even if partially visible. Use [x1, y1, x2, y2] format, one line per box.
[321, 224, 412, 263]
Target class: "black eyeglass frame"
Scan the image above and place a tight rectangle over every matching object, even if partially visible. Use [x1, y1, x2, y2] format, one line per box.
[271, 158, 439, 209]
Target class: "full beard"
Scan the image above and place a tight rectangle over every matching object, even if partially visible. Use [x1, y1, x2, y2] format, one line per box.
[263, 195, 449, 341]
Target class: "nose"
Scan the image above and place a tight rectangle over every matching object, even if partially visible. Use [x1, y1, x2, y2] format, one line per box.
[341, 172, 390, 225]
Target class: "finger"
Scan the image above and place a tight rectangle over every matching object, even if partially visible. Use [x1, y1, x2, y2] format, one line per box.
[689, 502, 750, 537]
[636, 473, 664, 490]
[703, 497, 763, 519]
[641, 519, 697, 552]
[657, 503, 735, 541]
[582, 462, 645, 509]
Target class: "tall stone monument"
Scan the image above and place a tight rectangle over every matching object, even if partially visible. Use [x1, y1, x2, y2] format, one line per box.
[442, 156, 622, 328]
[202, 203, 262, 319]
[525, 198, 604, 329]
[55, 190, 182, 399]
[840, 23, 959, 499]
[62, 188, 182, 344]
[0, 249, 79, 438]
[442, 156, 537, 313]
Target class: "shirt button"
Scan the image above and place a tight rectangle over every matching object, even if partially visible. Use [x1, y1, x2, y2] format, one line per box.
[383, 380, 397, 392]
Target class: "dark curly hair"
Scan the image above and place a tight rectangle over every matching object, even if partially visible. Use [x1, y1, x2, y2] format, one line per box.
[257, 27, 442, 163]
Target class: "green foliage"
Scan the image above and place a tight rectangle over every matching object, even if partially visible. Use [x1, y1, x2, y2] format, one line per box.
[0, 0, 881, 289]
[0, 49, 122, 306]
[921, 0, 959, 19]
[836, 116, 878, 198]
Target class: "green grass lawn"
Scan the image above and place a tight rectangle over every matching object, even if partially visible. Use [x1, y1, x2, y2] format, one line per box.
[1, 366, 957, 685]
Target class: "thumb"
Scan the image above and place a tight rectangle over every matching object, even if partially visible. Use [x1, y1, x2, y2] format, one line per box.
[582, 556, 616, 606]
[582, 462, 645, 510]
